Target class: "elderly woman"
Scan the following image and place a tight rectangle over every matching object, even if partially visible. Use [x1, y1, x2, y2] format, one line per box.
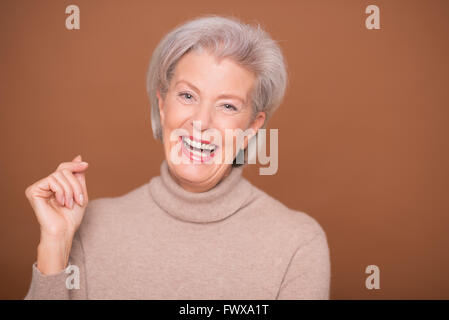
[24, 15, 330, 299]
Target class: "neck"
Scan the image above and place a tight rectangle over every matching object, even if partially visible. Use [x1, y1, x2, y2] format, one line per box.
[148, 160, 251, 223]
[166, 164, 233, 193]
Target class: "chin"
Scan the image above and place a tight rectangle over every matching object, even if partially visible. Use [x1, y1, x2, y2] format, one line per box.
[171, 163, 216, 184]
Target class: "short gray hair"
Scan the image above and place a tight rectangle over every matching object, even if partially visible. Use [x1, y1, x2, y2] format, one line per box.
[146, 14, 288, 141]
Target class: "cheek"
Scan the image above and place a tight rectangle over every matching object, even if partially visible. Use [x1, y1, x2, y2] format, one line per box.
[214, 115, 252, 152]
[163, 100, 192, 130]
[214, 114, 252, 138]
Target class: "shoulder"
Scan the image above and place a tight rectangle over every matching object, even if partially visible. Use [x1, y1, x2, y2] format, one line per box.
[78, 181, 153, 235]
[245, 180, 328, 247]
[86, 182, 151, 214]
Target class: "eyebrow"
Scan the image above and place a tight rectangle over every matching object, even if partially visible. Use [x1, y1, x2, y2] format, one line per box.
[175, 79, 247, 105]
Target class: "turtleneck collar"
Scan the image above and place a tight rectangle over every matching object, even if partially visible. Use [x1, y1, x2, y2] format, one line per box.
[148, 160, 252, 223]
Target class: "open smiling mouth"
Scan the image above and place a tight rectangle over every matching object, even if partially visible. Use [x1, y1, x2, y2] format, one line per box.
[179, 135, 218, 163]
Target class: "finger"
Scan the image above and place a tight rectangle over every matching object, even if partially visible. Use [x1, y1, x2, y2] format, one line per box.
[72, 156, 88, 198]
[28, 176, 63, 206]
[61, 169, 85, 207]
[73, 155, 82, 162]
[56, 161, 89, 173]
[74, 171, 88, 203]
[39, 176, 65, 207]
[52, 171, 75, 209]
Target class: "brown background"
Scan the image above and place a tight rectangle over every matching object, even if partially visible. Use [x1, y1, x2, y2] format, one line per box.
[1, 0, 448, 299]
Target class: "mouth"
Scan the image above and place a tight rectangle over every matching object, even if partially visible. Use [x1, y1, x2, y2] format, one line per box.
[179, 135, 218, 163]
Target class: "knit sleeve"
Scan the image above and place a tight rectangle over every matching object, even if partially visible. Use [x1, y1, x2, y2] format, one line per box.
[24, 230, 88, 300]
[276, 229, 331, 300]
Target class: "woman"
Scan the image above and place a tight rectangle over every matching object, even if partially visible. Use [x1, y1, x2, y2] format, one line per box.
[24, 15, 330, 299]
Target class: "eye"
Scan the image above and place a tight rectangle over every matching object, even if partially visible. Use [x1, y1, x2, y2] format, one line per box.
[222, 104, 238, 111]
[178, 92, 195, 102]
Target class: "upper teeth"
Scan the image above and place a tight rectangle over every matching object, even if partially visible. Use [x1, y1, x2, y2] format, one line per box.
[183, 136, 216, 151]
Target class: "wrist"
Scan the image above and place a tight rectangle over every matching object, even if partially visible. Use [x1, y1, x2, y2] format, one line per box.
[37, 235, 73, 275]
[39, 234, 71, 246]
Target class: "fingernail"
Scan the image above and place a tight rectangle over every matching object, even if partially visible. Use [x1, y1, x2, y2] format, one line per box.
[79, 194, 84, 206]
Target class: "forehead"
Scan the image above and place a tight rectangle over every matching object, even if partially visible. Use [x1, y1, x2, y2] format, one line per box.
[171, 50, 256, 100]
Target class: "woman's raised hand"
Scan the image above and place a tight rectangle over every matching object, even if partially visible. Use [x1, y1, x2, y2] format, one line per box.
[25, 155, 89, 274]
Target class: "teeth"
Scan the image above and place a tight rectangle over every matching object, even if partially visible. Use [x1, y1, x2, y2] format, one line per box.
[190, 148, 203, 158]
[183, 136, 216, 151]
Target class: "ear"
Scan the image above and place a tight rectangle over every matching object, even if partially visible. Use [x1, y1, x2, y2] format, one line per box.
[156, 88, 165, 124]
[243, 111, 266, 150]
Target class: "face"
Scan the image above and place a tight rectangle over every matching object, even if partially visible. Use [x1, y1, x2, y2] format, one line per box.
[157, 49, 266, 192]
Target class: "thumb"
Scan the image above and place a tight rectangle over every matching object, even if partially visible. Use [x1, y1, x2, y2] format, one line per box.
[73, 155, 82, 162]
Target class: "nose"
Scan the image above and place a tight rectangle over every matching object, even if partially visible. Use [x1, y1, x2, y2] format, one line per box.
[190, 103, 212, 133]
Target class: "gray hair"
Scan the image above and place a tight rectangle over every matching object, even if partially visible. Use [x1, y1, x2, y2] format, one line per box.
[146, 14, 288, 141]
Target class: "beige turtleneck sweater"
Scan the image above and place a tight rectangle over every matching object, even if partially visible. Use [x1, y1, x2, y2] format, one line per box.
[24, 161, 330, 299]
